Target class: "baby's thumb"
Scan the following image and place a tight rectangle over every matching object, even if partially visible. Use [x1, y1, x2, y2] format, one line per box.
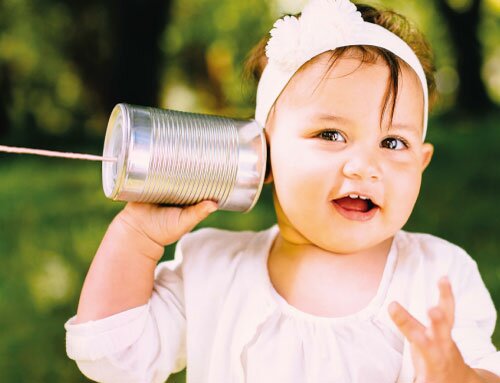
[175, 201, 218, 235]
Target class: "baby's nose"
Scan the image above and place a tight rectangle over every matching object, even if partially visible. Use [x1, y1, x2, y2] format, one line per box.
[341, 149, 382, 181]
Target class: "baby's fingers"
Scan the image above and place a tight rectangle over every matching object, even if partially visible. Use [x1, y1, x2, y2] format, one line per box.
[150, 201, 218, 246]
[437, 276, 455, 326]
[388, 302, 439, 361]
[429, 306, 453, 344]
[172, 201, 218, 236]
[389, 302, 426, 343]
[118, 201, 218, 250]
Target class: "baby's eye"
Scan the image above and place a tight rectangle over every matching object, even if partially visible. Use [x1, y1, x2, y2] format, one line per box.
[380, 137, 408, 150]
[318, 130, 346, 142]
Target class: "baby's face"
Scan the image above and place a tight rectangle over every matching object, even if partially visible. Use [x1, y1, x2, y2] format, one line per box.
[266, 53, 434, 253]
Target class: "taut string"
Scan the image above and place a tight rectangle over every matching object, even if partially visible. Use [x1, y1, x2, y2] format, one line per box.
[0, 145, 117, 162]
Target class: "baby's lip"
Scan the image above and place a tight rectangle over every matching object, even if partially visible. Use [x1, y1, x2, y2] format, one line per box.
[331, 199, 380, 221]
[332, 191, 381, 208]
[332, 196, 377, 213]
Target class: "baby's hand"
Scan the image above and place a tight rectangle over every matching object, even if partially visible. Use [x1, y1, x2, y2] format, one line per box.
[115, 200, 218, 258]
[388, 277, 475, 383]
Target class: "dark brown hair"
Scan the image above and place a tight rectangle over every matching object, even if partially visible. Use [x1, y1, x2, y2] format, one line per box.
[244, 3, 437, 125]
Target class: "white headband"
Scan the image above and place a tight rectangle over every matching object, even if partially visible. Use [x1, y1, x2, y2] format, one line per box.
[255, 0, 429, 139]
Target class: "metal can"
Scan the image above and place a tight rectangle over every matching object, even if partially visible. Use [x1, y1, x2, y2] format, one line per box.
[102, 103, 267, 212]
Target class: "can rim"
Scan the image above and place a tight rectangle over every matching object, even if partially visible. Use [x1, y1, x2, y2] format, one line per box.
[102, 104, 129, 199]
[242, 123, 267, 213]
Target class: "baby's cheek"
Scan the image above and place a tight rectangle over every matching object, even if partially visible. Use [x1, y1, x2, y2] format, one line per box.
[388, 174, 421, 219]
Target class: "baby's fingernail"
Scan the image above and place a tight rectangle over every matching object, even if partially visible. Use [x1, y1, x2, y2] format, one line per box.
[439, 276, 449, 285]
[206, 203, 218, 213]
[429, 307, 442, 319]
[388, 302, 399, 316]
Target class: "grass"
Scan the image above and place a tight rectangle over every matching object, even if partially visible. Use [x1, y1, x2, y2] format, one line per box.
[0, 112, 498, 382]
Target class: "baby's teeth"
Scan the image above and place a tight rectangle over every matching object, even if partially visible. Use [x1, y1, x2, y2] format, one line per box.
[349, 194, 359, 199]
[359, 196, 368, 200]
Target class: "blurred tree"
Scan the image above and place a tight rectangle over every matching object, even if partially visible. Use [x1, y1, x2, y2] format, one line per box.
[0, 62, 13, 138]
[63, 0, 173, 138]
[0, 0, 15, 140]
[0, 0, 173, 143]
[436, 0, 495, 113]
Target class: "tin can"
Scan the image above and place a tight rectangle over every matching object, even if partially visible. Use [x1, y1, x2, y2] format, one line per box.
[102, 103, 267, 212]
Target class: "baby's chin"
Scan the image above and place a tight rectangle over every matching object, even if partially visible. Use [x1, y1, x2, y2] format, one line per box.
[278, 220, 396, 255]
[316, 235, 394, 255]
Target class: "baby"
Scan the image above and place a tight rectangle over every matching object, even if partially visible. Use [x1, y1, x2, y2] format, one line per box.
[65, 1, 500, 382]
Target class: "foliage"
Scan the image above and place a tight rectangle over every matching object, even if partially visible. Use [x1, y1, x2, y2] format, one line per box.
[159, 0, 274, 116]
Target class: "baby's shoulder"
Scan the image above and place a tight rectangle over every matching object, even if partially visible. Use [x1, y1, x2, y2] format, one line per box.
[176, 226, 271, 271]
[179, 226, 261, 255]
[171, 226, 274, 299]
[396, 230, 477, 274]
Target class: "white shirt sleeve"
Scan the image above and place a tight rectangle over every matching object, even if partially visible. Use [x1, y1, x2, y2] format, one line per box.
[65, 251, 187, 383]
[452, 257, 500, 376]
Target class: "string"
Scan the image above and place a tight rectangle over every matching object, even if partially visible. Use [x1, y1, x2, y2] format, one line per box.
[0, 145, 117, 162]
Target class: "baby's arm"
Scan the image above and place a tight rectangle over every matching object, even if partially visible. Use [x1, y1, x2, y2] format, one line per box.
[75, 200, 217, 324]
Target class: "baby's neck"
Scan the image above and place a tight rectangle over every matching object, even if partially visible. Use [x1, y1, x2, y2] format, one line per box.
[267, 234, 394, 317]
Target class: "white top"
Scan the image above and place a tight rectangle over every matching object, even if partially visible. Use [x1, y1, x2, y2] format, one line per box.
[65, 226, 500, 383]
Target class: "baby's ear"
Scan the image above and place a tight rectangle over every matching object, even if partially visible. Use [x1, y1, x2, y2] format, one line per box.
[421, 143, 434, 171]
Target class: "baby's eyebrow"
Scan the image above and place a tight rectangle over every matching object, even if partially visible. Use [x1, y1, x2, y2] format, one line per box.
[388, 122, 421, 135]
[315, 113, 352, 124]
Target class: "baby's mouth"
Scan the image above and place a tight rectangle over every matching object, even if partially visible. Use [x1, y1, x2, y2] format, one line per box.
[331, 195, 379, 221]
[333, 196, 377, 213]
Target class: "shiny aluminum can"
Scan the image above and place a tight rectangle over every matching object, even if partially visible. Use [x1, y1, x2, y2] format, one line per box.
[102, 103, 267, 212]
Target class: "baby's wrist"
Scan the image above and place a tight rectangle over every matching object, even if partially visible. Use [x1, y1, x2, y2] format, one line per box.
[109, 212, 165, 263]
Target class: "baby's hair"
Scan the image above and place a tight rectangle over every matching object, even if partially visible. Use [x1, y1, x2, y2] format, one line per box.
[244, 3, 437, 127]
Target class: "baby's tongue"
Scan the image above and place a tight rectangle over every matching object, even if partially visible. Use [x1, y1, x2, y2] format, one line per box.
[334, 197, 369, 212]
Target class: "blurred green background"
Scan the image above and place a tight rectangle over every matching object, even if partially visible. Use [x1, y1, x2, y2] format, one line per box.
[0, 0, 499, 382]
